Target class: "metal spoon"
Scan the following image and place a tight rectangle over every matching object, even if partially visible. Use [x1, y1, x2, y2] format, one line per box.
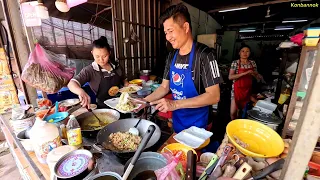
[128, 109, 145, 136]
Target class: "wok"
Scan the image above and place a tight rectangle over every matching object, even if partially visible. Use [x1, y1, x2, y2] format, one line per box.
[94, 118, 161, 161]
[75, 109, 120, 138]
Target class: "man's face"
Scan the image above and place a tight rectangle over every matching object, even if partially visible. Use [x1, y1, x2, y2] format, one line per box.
[163, 17, 190, 49]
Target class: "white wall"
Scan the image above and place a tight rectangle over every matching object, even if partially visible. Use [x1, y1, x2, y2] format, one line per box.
[171, 0, 221, 38]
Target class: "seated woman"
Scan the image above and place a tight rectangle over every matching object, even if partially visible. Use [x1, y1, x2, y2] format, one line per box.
[229, 45, 263, 120]
[68, 36, 128, 109]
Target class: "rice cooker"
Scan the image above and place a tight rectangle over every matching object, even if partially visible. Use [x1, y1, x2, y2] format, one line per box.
[247, 109, 282, 131]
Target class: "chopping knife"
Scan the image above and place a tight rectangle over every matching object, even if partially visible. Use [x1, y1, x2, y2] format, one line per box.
[186, 150, 197, 180]
[198, 154, 219, 180]
[247, 158, 285, 180]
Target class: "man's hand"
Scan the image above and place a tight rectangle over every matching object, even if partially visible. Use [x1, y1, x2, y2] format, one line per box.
[151, 98, 178, 113]
[79, 90, 90, 108]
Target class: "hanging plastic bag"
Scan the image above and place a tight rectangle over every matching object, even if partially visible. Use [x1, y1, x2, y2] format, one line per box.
[155, 151, 185, 180]
[21, 44, 75, 94]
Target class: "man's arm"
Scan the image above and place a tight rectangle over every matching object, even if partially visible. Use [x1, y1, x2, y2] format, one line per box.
[175, 84, 220, 108]
[144, 52, 173, 102]
[144, 80, 170, 102]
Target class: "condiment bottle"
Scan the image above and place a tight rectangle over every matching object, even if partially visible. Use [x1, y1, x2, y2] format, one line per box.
[30, 117, 62, 164]
[66, 115, 82, 148]
[60, 124, 67, 139]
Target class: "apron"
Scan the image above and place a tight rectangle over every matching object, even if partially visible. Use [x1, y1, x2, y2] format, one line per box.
[234, 60, 254, 110]
[96, 64, 122, 109]
[169, 42, 209, 133]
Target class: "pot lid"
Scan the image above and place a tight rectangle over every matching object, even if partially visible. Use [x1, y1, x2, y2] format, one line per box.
[247, 110, 282, 124]
[54, 149, 92, 178]
[47, 145, 77, 163]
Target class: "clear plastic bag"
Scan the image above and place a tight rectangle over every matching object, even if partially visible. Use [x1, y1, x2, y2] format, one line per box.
[21, 44, 75, 94]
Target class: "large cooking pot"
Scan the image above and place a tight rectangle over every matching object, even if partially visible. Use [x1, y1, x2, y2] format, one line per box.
[75, 109, 120, 138]
[93, 118, 161, 161]
[123, 152, 167, 180]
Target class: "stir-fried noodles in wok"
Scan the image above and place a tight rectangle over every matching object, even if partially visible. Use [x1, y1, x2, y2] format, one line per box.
[109, 132, 141, 151]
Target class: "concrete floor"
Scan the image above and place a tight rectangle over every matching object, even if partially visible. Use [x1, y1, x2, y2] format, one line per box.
[0, 131, 21, 180]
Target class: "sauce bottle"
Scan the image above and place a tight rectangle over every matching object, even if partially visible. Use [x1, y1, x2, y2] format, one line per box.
[66, 115, 82, 148]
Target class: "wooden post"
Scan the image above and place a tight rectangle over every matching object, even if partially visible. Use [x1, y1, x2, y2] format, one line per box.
[1, 0, 38, 107]
[280, 45, 320, 179]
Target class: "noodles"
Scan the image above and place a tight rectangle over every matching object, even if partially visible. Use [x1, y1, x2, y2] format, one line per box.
[109, 132, 141, 151]
[116, 92, 136, 112]
[81, 113, 116, 130]
[120, 86, 138, 93]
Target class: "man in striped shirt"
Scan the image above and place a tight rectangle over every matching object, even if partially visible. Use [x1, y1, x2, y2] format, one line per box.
[144, 3, 222, 132]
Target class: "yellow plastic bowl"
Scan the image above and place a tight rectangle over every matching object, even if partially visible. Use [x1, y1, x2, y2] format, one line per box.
[129, 79, 143, 86]
[196, 138, 210, 150]
[161, 143, 198, 160]
[226, 119, 284, 157]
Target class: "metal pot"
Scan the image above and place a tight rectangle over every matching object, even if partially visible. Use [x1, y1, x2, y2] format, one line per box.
[89, 172, 122, 180]
[123, 152, 167, 180]
[75, 109, 120, 138]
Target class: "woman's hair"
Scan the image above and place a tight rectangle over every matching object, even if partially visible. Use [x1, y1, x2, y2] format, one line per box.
[92, 36, 111, 52]
[239, 45, 251, 52]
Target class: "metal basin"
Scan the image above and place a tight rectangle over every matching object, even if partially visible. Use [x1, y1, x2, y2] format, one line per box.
[124, 152, 167, 180]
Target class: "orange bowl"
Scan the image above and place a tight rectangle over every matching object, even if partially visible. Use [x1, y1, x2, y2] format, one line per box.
[129, 79, 144, 86]
[36, 109, 55, 119]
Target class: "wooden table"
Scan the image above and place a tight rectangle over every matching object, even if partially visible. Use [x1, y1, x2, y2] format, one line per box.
[158, 133, 177, 152]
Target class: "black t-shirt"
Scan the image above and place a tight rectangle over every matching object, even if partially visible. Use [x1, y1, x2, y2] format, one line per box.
[163, 42, 223, 94]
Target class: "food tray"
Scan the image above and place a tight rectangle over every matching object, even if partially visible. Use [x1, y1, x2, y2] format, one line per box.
[119, 85, 142, 94]
[104, 98, 142, 114]
[173, 126, 213, 149]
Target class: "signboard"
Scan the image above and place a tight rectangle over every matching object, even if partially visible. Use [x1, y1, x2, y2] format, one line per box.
[20, 1, 42, 27]
[0, 48, 19, 113]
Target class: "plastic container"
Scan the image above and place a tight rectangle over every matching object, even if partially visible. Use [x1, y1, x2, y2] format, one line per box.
[304, 36, 320, 46]
[137, 88, 152, 96]
[305, 27, 320, 37]
[151, 84, 160, 92]
[173, 126, 213, 149]
[30, 117, 62, 164]
[253, 100, 277, 114]
[10, 114, 35, 134]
